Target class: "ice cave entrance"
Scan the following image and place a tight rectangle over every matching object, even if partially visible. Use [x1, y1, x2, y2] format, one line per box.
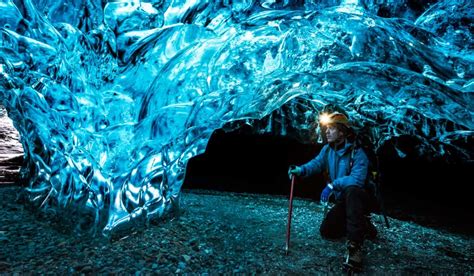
[183, 126, 325, 199]
[0, 106, 24, 185]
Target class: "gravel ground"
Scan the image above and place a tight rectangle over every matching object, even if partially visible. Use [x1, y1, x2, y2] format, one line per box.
[0, 187, 473, 274]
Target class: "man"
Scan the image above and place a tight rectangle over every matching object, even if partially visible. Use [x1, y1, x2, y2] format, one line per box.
[288, 111, 377, 272]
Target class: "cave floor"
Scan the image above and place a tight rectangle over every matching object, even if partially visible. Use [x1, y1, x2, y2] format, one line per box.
[0, 187, 472, 274]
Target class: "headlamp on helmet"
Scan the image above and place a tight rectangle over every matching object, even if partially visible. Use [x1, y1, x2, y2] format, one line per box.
[319, 112, 350, 128]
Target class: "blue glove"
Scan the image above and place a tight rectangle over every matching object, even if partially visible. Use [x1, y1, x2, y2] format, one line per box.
[320, 184, 333, 203]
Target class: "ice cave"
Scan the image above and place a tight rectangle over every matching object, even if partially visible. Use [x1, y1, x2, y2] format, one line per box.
[0, 0, 472, 239]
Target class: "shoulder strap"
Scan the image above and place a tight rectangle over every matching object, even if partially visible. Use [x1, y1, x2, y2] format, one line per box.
[324, 146, 330, 181]
[349, 144, 356, 169]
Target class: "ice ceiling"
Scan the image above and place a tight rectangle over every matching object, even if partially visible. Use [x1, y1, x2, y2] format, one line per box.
[0, 0, 472, 235]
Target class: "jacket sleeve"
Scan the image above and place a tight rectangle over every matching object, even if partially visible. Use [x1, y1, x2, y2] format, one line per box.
[300, 145, 328, 178]
[332, 148, 368, 190]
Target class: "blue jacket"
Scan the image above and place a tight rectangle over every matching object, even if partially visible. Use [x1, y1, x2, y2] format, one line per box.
[300, 141, 369, 200]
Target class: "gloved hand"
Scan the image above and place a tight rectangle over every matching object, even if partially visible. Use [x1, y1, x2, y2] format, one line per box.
[288, 165, 302, 179]
[320, 184, 334, 203]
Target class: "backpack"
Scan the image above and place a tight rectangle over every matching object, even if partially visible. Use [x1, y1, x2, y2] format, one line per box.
[349, 136, 390, 228]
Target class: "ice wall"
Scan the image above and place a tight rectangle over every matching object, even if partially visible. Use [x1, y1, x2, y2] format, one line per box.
[0, 0, 472, 235]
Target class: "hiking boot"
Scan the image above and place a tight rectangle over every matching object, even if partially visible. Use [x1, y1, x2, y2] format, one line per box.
[365, 218, 378, 240]
[344, 241, 363, 272]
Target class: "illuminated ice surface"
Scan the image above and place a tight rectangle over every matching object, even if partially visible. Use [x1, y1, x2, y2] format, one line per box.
[0, 0, 472, 235]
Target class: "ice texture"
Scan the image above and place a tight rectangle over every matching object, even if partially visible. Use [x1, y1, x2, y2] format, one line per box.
[0, 0, 472, 235]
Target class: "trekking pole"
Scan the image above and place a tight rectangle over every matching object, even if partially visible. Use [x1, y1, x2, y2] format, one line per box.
[377, 185, 390, 228]
[374, 158, 390, 229]
[285, 175, 296, 255]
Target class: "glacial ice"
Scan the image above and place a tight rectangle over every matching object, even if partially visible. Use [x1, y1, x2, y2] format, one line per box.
[0, 0, 472, 235]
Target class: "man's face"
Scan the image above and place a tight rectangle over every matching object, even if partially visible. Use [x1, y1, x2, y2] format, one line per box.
[325, 124, 344, 143]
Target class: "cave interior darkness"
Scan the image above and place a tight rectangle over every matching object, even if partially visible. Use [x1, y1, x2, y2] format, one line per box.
[183, 127, 473, 234]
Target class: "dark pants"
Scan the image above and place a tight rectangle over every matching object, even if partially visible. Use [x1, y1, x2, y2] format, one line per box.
[319, 186, 370, 243]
